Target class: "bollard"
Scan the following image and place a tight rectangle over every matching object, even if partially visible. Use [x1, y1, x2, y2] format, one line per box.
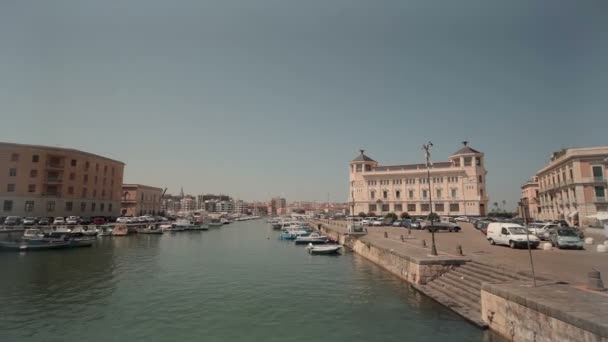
[422, 239, 427, 247]
[408, 227, 411, 235]
[456, 245, 463, 256]
[400, 235, 404, 242]
[597, 245, 608, 253]
[588, 270, 606, 291]
[384, 231, 388, 238]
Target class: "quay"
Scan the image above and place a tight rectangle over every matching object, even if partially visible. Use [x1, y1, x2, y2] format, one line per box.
[314, 219, 608, 341]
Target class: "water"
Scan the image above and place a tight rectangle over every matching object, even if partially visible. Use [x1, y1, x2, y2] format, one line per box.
[0, 221, 497, 342]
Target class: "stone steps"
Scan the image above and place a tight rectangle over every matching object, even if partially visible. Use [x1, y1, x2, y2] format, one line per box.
[431, 277, 480, 304]
[468, 260, 535, 281]
[459, 264, 515, 283]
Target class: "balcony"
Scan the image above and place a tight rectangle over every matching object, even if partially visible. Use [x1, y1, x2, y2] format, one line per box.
[45, 162, 65, 170]
[44, 177, 63, 184]
[42, 192, 62, 197]
[581, 177, 606, 185]
[594, 197, 607, 203]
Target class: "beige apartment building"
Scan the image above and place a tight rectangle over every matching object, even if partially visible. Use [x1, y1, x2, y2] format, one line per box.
[349, 143, 489, 217]
[121, 184, 163, 217]
[0, 142, 124, 218]
[536, 146, 608, 226]
[519, 177, 540, 222]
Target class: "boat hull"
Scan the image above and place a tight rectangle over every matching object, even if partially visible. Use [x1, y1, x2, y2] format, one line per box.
[308, 247, 342, 255]
[294, 239, 327, 245]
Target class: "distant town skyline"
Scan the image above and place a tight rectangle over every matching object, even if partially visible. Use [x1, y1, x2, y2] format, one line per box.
[1, 0, 607, 209]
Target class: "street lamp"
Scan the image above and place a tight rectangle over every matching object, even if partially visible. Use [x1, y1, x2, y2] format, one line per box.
[423, 141, 438, 256]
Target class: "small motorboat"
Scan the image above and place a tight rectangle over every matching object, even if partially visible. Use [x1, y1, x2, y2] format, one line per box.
[221, 218, 231, 225]
[306, 243, 343, 255]
[0, 239, 72, 251]
[71, 226, 99, 236]
[279, 229, 310, 240]
[294, 232, 328, 245]
[161, 224, 185, 232]
[188, 224, 209, 231]
[97, 225, 113, 236]
[111, 225, 129, 236]
[67, 233, 96, 247]
[137, 225, 164, 234]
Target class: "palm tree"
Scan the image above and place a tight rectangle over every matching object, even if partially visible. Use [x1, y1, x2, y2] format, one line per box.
[493, 202, 499, 212]
[501, 200, 507, 212]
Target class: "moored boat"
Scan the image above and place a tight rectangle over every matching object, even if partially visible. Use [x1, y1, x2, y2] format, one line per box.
[98, 225, 113, 236]
[111, 225, 129, 236]
[137, 225, 164, 234]
[0, 239, 72, 251]
[208, 219, 223, 228]
[294, 232, 328, 245]
[306, 243, 343, 255]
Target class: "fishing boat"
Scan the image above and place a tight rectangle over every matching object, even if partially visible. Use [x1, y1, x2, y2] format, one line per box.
[111, 225, 129, 236]
[294, 232, 328, 245]
[98, 225, 113, 236]
[137, 225, 164, 235]
[306, 243, 343, 255]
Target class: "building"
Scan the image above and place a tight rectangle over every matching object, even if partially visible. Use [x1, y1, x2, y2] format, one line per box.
[349, 142, 489, 217]
[180, 196, 196, 213]
[535, 146, 608, 226]
[121, 184, 163, 217]
[270, 197, 287, 216]
[0, 142, 124, 217]
[161, 194, 181, 214]
[519, 177, 540, 222]
[214, 200, 233, 213]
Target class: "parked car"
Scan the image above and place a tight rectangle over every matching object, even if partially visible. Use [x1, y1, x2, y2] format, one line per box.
[569, 226, 585, 239]
[454, 216, 469, 222]
[392, 220, 402, 227]
[66, 216, 80, 225]
[92, 217, 107, 225]
[476, 220, 491, 233]
[38, 217, 51, 226]
[487, 223, 540, 249]
[4, 216, 22, 226]
[371, 219, 383, 226]
[421, 218, 461, 232]
[535, 223, 560, 240]
[116, 217, 131, 223]
[22, 217, 37, 226]
[548, 228, 584, 249]
[53, 217, 66, 225]
[80, 217, 92, 225]
[361, 219, 371, 225]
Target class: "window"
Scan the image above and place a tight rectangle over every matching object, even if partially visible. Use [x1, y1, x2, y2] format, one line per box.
[436, 189, 442, 198]
[480, 189, 484, 197]
[11, 153, 19, 161]
[408, 190, 414, 199]
[595, 186, 605, 198]
[501, 228, 508, 235]
[71, 159, 77, 167]
[84, 174, 88, 183]
[422, 190, 428, 198]
[3, 200, 13, 211]
[7, 184, 15, 192]
[449, 203, 460, 212]
[395, 190, 401, 199]
[435, 203, 444, 212]
[451, 189, 457, 198]
[91, 202, 96, 212]
[383, 191, 388, 199]
[69, 173, 75, 180]
[370, 191, 375, 199]
[569, 169, 574, 180]
[85, 161, 90, 170]
[454, 158, 461, 167]
[32, 155, 39, 163]
[100, 203, 105, 212]
[365, 165, 372, 172]
[421, 203, 430, 212]
[593, 166, 604, 179]
[394, 204, 403, 212]
[30, 169, 38, 177]
[68, 186, 74, 195]
[407, 204, 416, 212]
[95, 163, 99, 171]
[47, 201, 55, 212]
[81, 202, 87, 212]
[381, 204, 389, 212]
[108, 203, 113, 212]
[476, 157, 481, 166]
[28, 184, 36, 193]
[464, 157, 472, 166]
[65, 202, 73, 211]
[478, 175, 483, 183]
[25, 201, 34, 212]
[356, 164, 362, 172]
[368, 204, 377, 212]
[9, 168, 16, 176]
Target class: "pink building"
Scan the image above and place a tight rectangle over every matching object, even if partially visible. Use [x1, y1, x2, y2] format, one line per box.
[519, 177, 540, 222]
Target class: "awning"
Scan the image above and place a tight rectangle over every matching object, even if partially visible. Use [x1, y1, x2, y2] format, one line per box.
[587, 212, 608, 220]
[568, 211, 578, 218]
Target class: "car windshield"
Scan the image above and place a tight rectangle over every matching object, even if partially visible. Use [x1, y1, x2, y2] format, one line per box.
[557, 229, 578, 237]
[508, 227, 527, 234]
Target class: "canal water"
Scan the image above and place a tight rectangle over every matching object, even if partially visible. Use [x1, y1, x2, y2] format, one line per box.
[0, 220, 499, 342]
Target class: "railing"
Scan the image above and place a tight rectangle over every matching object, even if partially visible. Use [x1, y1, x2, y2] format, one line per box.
[45, 177, 63, 183]
[42, 192, 62, 197]
[45, 162, 65, 169]
[581, 177, 606, 184]
[594, 197, 607, 203]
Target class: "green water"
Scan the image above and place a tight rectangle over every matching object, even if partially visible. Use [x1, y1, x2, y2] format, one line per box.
[0, 220, 498, 342]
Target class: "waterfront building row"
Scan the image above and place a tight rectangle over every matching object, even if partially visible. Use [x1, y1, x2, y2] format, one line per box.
[349, 143, 489, 217]
[121, 184, 163, 217]
[520, 146, 608, 226]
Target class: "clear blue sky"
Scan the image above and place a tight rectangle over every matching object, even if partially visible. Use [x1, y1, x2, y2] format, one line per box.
[1, 0, 607, 208]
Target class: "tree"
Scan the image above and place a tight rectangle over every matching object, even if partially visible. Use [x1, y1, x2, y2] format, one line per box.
[358, 212, 367, 218]
[501, 200, 507, 212]
[384, 212, 398, 221]
[427, 212, 439, 221]
[400, 212, 411, 219]
[493, 202, 499, 212]
[367, 212, 376, 217]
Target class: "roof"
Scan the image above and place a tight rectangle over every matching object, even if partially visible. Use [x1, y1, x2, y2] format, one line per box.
[351, 150, 376, 162]
[373, 161, 453, 171]
[0, 141, 125, 165]
[451, 141, 481, 156]
[122, 184, 163, 191]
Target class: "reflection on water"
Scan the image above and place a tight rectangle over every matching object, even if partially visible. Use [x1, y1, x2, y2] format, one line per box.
[0, 221, 501, 342]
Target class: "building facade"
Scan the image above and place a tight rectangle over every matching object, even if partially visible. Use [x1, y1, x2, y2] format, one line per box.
[0, 142, 124, 218]
[270, 197, 287, 216]
[519, 177, 540, 222]
[349, 143, 489, 217]
[536, 146, 608, 226]
[121, 184, 163, 217]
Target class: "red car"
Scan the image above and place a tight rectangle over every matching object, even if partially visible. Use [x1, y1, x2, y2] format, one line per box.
[92, 217, 106, 225]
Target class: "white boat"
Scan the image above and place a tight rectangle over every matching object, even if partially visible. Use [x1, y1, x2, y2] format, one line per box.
[137, 225, 164, 234]
[306, 243, 343, 255]
[208, 219, 223, 227]
[111, 225, 129, 236]
[71, 226, 99, 236]
[294, 232, 328, 245]
[161, 224, 185, 232]
[98, 225, 113, 236]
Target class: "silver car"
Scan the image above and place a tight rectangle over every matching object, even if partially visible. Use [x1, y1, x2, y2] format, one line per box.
[549, 228, 584, 249]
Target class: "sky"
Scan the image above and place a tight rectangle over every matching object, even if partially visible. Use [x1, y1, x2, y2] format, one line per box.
[1, 0, 607, 208]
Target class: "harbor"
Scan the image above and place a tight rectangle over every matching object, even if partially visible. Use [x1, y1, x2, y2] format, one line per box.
[0, 219, 494, 342]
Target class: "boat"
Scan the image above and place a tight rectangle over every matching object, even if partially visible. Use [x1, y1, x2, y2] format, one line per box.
[67, 233, 96, 247]
[0, 239, 72, 251]
[161, 224, 185, 232]
[294, 232, 328, 245]
[137, 225, 164, 235]
[71, 226, 99, 236]
[208, 219, 223, 228]
[221, 218, 231, 225]
[188, 224, 209, 231]
[306, 243, 343, 255]
[279, 229, 311, 240]
[111, 225, 129, 236]
[98, 225, 113, 236]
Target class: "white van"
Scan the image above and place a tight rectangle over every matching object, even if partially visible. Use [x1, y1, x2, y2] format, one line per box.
[487, 223, 540, 249]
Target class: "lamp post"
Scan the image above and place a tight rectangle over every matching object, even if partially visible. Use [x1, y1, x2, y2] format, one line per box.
[423, 142, 438, 256]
